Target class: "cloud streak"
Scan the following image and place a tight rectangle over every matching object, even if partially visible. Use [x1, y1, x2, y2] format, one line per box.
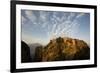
[21, 10, 87, 44]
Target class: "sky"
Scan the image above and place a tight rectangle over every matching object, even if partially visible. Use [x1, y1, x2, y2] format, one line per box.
[21, 9, 90, 45]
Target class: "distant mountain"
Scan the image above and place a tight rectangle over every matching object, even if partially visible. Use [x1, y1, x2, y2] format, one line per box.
[34, 37, 90, 62]
[28, 43, 42, 61]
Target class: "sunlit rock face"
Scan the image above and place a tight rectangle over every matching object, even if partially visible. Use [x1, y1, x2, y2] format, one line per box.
[34, 37, 90, 62]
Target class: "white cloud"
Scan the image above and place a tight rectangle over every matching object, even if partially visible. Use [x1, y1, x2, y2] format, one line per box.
[25, 10, 37, 25]
[51, 13, 80, 38]
[21, 16, 27, 25]
[67, 13, 76, 20]
[49, 12, 80, 38]
[76, 13, 85, 18]
[23, 10, 81, 40]
[39, 11, 49, 28]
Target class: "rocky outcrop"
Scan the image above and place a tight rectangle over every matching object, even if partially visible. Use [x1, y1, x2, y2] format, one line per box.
[34, 37, 90, 62]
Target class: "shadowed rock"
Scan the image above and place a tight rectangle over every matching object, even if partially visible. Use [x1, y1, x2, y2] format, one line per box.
[21, 41, 32, 63]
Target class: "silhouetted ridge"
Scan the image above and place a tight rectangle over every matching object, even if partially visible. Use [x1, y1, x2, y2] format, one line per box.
[21, 41, 32, 63]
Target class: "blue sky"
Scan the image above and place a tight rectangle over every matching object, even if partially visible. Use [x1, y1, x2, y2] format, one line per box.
[21, 9, 90, 45]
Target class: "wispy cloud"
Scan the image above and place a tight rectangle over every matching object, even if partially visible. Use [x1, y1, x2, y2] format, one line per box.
[21, 16, 27, 25]
[22, 10, 87, 44]
[25, 10, 37, 25]
[76, 13, 85, 18]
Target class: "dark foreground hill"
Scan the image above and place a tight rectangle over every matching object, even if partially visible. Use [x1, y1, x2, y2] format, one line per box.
[34, 37, 90, 62]
[21, 41, 32, 62]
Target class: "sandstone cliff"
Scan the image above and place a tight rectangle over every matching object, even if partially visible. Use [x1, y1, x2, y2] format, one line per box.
[34, 37, 90, 62]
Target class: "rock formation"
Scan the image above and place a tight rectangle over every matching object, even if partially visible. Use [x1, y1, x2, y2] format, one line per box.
[34, 37, 90, 62]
